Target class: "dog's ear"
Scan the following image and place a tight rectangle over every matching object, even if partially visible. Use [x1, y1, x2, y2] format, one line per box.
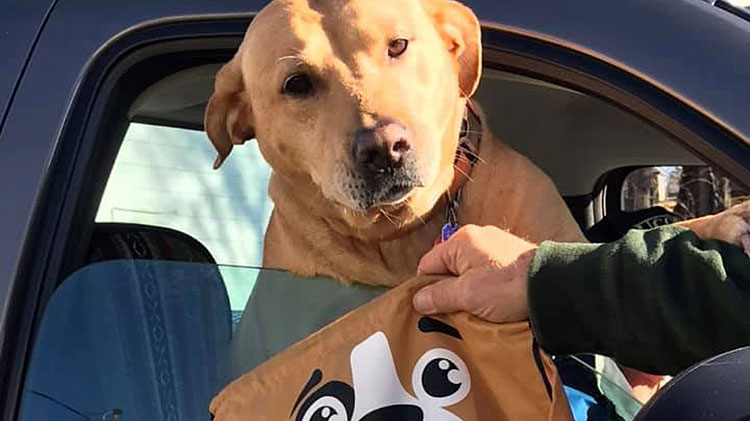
[423, 0, 482, 98]
[204, 56, 255, 169]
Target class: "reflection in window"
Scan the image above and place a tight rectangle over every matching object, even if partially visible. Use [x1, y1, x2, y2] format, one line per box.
[621, 166, 749, 218]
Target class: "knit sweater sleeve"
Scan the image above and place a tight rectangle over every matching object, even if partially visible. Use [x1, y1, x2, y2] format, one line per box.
[527, 227, 750, 375]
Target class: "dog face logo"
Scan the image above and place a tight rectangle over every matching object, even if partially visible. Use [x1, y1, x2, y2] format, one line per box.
[292, 318, 470, 420]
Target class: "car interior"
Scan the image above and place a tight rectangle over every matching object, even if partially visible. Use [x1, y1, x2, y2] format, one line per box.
[16, 34, 749, 421]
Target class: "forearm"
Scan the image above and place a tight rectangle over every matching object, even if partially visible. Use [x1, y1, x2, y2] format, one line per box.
[527, 227, 750, 375]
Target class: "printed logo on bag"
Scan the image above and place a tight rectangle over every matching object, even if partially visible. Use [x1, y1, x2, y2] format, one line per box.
[292, 318, 470, 420]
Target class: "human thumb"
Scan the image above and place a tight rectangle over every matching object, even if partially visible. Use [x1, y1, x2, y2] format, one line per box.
[413, 277, 467, 315]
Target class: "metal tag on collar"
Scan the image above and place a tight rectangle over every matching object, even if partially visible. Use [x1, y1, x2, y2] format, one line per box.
[441, 222, 459, 243]
[441, 189, 462, 242]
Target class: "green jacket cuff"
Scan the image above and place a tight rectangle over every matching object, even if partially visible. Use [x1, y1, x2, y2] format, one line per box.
[527, 240, 604, 356]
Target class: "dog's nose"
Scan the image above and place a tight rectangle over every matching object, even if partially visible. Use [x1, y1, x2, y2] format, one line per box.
[353, 120, 412, 171]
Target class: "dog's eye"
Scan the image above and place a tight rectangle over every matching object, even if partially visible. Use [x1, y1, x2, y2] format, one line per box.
[299, 396, 348, 421]
[388, 38, 409, 58]
[411, 348, 471, 407]
[283, 73, 315, 97]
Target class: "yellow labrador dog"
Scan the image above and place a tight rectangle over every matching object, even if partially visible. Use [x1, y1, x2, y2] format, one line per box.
[205, 0, 749, 286]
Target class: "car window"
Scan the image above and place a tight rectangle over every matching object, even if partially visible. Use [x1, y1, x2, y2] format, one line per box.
[621, 165, 749, 218]
[715, 0, 750, 19]
[96, 122, 273, 315]
[97, 122, 273, 267]
[728, 0, 750, 9]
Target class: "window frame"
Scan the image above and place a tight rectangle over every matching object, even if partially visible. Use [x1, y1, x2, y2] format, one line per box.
[4, 18, 750, 419]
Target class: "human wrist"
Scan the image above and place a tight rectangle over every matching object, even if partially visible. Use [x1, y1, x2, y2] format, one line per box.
[513, 246, 537, 320]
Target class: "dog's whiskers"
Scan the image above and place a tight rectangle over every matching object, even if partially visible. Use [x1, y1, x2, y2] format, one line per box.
[458, 144, 487, 164]
[456, 152, 485, 169]
[379, 209, 399, 228]
[453, 164, 475, 183]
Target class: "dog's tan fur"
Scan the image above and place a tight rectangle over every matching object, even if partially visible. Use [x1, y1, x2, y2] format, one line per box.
[205, 0, 749, 286]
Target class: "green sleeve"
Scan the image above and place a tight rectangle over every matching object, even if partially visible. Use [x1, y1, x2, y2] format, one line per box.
[527, 226, 750, 375]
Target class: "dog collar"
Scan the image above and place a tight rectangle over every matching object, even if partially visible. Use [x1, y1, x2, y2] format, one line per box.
[438, 102, 482, 243]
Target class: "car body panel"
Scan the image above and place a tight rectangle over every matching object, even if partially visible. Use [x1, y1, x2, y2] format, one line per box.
[0, 0, 55, 134]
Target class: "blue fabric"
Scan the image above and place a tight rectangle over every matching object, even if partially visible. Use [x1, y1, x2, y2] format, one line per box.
[557, 355, 624, 421]
[19, 260, 232, 421]
[565, 386, 598, 421]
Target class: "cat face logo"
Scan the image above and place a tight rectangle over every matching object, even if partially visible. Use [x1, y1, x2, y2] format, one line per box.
[292, 317, 470, 420]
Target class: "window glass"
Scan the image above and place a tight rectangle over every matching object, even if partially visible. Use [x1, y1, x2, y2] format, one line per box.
[621, 165, 749, 218]
[18, 261, 382, 421]
[725, 0, 750, 11]
[96, 123, 273, 312]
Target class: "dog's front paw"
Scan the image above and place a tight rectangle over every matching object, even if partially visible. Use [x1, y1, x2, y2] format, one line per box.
[680, 201, 750, 255]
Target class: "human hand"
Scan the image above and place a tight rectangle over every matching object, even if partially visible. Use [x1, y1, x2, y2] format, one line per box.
[412, 225, 538, 323]
[677, 200, 750, 255]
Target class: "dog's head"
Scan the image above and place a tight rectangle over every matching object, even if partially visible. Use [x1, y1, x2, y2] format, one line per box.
[205, 0, 481, 238]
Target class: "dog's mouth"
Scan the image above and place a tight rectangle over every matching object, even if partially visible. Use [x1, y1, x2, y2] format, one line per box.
[375, 182, 418, 206]
[333, 155, 424, 212]
[360, 169, 423, 210]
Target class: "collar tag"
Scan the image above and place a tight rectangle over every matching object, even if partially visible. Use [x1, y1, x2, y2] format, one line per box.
[439, 189, 461, 243]
[441, 222, 459, 242]
[436, 103, 481, 245]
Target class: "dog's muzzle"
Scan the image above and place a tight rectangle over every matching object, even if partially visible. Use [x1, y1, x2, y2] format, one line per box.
[349, 119, 421, 209]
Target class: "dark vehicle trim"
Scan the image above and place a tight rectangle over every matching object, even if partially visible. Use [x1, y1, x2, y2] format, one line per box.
[0, 0, 61, 136]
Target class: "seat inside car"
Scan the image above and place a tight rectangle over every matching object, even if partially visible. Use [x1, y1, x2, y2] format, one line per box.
[19, 259, 233, 420]
[18, 225, 231, 420]
[88, 222, 217, 264]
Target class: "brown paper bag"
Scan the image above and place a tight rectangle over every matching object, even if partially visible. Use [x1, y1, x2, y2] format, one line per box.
[211, 276, 572, 420]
